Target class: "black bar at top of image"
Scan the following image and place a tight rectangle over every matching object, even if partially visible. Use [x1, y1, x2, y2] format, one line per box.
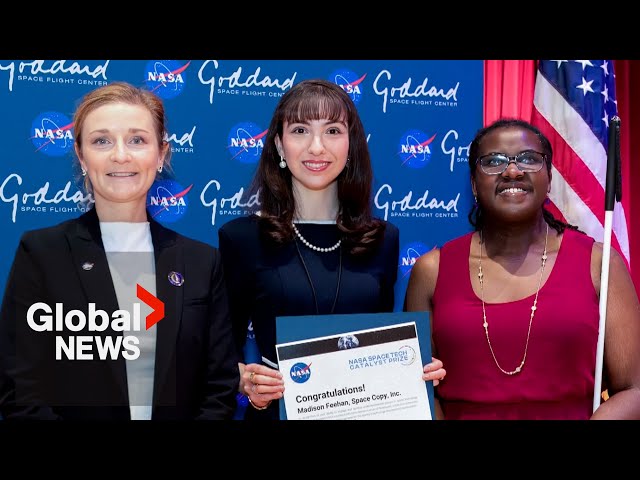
[277, 324, 417, 361]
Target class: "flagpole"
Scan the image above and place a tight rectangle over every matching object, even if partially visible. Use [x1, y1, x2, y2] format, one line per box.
[593, 115, 621, 413]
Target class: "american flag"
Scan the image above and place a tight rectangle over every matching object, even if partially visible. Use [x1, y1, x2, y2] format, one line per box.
[531, 60, 630, 264]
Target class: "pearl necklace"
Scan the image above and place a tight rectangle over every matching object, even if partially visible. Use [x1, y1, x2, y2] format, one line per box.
[478, 223, 549, 375]
[292, 223, 341, 253]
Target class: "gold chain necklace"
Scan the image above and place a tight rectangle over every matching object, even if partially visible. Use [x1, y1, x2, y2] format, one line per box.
[478, 223, 549, 375]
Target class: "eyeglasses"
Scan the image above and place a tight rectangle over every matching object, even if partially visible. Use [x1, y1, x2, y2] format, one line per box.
[476, 151, 547, 175]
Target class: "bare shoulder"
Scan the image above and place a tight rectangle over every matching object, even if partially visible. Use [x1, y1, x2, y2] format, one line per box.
[591, 241, 626, 263]
[405, 247, 441, 312]
[590, 241, 629, 293]
[411, 247, 441, 282]
[591, 240, 603, 258]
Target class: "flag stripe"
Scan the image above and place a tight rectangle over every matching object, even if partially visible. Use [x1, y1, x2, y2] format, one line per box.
[548, 165, 627, 261]
[531, 60, 630, 265]
[533, 110, 607, 223]
[533, 72, 608, 187]
[548, 165, 603, 238]
[533, 109, 630, 261]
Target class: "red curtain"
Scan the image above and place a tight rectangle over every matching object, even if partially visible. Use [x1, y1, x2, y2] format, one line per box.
[484, 60, 536, 124]
[612, 60, 640, 298]
[484, 60, 640, 298]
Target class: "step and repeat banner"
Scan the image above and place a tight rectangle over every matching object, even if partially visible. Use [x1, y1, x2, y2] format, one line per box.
[0, 59, 482, 374]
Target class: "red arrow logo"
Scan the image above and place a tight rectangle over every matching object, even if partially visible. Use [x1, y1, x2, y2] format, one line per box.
[136, 284, 165, 330]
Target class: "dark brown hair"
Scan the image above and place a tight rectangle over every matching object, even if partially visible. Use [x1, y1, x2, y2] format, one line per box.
[250, 78, 385, 255]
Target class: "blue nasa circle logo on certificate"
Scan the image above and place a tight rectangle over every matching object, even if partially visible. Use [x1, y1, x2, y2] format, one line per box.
[289, 362, 312, 384]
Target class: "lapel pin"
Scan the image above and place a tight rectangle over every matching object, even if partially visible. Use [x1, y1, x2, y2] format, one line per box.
[168, 271, 184, 287]
[82, 262, 94, 271]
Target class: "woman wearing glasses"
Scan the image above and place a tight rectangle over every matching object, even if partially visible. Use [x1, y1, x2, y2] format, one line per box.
[404, 118, 640, 419]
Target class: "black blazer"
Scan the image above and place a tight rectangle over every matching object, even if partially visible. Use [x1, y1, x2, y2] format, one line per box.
[0, 208, 239, 420]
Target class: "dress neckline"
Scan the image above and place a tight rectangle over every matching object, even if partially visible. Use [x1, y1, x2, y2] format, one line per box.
[293, 220, 337, 225]
[466, 228, 570, 305]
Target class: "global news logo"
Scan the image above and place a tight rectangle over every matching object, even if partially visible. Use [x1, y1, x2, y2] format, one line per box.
[26, 284, 164, 361]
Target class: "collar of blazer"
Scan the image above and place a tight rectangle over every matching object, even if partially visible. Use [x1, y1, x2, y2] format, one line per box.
[65, 206, 183, 406]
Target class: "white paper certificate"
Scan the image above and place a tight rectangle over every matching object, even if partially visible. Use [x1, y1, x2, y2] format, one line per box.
[275, 322, 432, 420]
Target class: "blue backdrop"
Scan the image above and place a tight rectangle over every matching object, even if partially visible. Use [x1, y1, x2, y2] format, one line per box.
[0, 59, 483, 417]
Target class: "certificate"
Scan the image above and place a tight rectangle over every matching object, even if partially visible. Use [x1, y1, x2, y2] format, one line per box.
[275, 312, 433, 420]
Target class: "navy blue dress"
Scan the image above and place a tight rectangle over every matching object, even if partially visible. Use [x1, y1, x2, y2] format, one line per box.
[218, 215, 399, 419]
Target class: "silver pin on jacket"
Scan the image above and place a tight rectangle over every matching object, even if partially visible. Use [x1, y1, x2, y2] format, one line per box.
[82, 262, 94, 271]
[168, 271, 184, 287]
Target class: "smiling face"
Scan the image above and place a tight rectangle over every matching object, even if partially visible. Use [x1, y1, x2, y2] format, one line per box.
[275, 118, 349, 195]
[471, 125, 551, 224]
[75, 102, 168, 220]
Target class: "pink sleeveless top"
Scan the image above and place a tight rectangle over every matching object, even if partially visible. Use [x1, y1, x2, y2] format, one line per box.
[432, 228, 599, 420]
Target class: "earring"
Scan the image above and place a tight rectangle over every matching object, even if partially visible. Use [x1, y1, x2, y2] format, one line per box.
[473, 195, 478, 206]
[279, 155, 287, 169]
[345, 157, 350, 168]
[157, 165, 163, 173]
[81, 168, 87, 177]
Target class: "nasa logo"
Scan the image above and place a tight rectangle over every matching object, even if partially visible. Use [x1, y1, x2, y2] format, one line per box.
[329, 69, 367, 104]
[146, 179, 193, 223]
[30, 111, 74, 157]
[399, 241, 429, 278]
[144, 60, 190, 100]
[227, 122, 267, 164]
[397, 129, 437, 169]
[289, 362, 312, 384]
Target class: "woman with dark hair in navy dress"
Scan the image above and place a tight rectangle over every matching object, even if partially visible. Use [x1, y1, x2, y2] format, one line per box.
[219, 79, 446, 419]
